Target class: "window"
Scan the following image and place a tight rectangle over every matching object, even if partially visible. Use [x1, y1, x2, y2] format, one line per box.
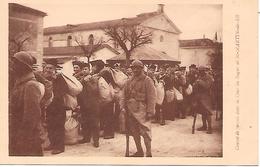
[48, 37, 53, 47]
[88, 34, 94, 45]
[67, 35, 72, 46]
[160, 35, 164, 42]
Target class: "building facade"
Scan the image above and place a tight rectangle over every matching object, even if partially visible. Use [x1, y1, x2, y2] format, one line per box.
[43, 4, 181, 63]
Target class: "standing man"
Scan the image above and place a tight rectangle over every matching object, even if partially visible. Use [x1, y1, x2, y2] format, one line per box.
[193, 66, 214, 134]
[79, 60, 105, 147]
[43, 59, 67, 154]
[9, 51, 45, 156]
[121, 60, 156, 157]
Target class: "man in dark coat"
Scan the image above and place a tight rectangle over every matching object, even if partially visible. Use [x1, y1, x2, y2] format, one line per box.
[121, 60, 156, 157]
[44, 59, 67, 154]
[9, 51, 45, 156]
[79, 60, 107, 147]
[193, 66, 214, 134]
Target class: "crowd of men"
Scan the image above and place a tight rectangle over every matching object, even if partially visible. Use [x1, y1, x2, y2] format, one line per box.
[9, 51, 222, 157]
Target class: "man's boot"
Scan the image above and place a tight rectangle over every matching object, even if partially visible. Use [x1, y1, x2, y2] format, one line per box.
[206, 115, 213, 134]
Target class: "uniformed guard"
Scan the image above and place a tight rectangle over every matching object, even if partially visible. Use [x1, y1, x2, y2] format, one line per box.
[121, 59, 156, 157]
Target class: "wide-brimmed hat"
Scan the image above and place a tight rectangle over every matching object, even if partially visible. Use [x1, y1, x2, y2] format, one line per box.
[12, 51, 37, 70]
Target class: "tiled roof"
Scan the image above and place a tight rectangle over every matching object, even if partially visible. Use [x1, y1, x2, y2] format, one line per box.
[44, 44, 120, 56]
[107, 46, 180, 63]
[179, 38, 216, 48]
[44, 12, 160, 35]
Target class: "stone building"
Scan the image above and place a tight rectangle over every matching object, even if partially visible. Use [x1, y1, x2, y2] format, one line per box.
[179, 38, 220, 67]
[43, 4, 181, 63]
[9, 3, 47, 66]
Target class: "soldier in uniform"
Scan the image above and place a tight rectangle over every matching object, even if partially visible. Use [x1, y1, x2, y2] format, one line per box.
[121, 60, 156, 157]
[192, 66, 214, 134]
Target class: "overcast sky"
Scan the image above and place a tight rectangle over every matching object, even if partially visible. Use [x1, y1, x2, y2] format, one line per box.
[22, 3, 222, 40]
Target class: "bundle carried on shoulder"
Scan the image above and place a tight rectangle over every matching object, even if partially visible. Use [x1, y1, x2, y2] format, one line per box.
[61, 73, 83, 96]
[156, 81, 165, 105]
[110, 68, 128, 89]
[185, 84, 193, 95]
[98, 76, 115, 104]
[165, 89, 175, 103]
[61, 73, 83, 110]
[64, 110, 80, 145]
[173, 87, 183, 101]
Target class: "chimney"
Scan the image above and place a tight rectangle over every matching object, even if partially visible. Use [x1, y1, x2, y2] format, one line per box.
[157, 4, 165, 13]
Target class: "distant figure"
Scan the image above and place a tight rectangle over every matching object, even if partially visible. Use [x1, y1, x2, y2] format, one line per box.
[193, 66, 214, 134]
[9, 51, 45, 156]
[121, 60, 156, 157]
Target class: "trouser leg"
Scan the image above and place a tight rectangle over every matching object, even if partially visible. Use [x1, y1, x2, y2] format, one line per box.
[103, 102, 115, 138]
[52, 112, 65, 151]
[143, 134, 152, 157]
[202, 114, 207, 128]
[206, 114, 212, 134]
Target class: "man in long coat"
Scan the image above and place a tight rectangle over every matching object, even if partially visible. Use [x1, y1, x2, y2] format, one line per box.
[44, 59, 67, 154]
[121, 60, 156, 157]
[193, 66, 214, 134]
[9, 51, 45, 156]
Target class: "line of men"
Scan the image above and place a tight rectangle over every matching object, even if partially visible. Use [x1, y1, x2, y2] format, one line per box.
[145, 62, 222, 134]
[9, 51, 222, 156]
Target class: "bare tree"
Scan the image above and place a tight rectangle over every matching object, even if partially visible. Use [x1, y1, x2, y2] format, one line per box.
[103, 25, 152, 67]
[74, 34, 104, 63]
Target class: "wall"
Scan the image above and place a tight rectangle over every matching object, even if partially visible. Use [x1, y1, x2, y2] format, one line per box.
[179, 47, 215, 67]
[44, 29, 113, 48]
[140, 14, 180, 60]
[149, 29, 179, 59]
[9, 7, 45, 67]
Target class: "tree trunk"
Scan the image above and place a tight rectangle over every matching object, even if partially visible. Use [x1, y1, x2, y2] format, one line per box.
[125, 52, 131, 68]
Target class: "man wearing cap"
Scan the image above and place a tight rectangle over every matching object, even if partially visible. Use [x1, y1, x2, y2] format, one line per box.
[73, 62, 91, 82]
[121, 60, 156, 157]
[192, 66, 214, 134]
[43, 59, 67, 154]
[9, 51, 45, 156]
[79, 59, 109, 147]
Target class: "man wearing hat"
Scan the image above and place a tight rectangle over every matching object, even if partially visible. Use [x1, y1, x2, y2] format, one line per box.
[192, 66, 214, 134]
[9, 51, 45, 156]
[121, 59, 156, 157]
[78, 59, 110, 147]
[43, 59, 67, 154]
[73, 62, 91, 82]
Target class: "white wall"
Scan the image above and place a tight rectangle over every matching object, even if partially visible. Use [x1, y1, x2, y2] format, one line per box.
[149, 29, 179, 59]
[179, 48, 214, 67]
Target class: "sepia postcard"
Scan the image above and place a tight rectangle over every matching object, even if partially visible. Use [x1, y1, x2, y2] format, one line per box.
[0, 0, 258, 165]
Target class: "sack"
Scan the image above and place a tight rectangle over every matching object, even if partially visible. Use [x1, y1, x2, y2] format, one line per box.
[185, 84, 193, 95]
[110, 68, 128, 88]
[173, 87, 183, 101]
[98, 77, 115, 103]
[64, 113, 79, 145]
[165, 89, 175, 103]
[61, 73, 83, 96]
[63, 93, 78, 110]
[156, 81, 165, 105]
